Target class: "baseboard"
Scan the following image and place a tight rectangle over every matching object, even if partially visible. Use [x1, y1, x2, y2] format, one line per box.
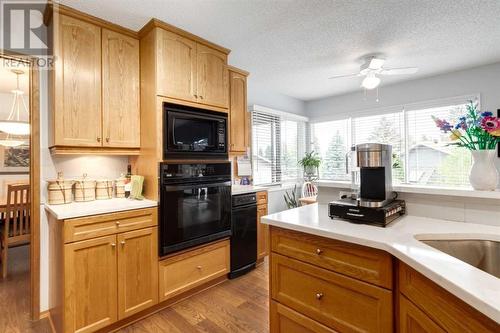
[95, 274, 228, 333]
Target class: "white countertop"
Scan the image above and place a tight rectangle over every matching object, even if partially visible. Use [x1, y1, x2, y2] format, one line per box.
[45, 198, 158, 220]
[232, 185, 268, 195]
[262, 204, 500, 323]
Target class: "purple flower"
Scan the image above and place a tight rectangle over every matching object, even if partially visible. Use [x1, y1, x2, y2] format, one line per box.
[432, 116, 453, 133]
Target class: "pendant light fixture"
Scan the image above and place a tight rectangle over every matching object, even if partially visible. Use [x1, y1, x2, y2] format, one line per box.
[0, 69, 30, 136]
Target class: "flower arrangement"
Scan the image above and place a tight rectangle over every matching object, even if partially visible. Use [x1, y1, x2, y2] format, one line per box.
[432, 101, 500, 150]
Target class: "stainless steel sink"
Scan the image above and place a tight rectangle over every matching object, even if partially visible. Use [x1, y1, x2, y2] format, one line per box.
[421, 239, 500, 278]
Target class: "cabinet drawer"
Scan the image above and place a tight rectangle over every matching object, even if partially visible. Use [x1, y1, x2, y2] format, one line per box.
[399, 263, 500, 333]
[159, 240, 230, 301]
[271, 253, 392, 333]
[271, 301, 338, 333]
[271, 227, 392, 289]
[257, 191, 268, 205]
[64, 208, 157, 243]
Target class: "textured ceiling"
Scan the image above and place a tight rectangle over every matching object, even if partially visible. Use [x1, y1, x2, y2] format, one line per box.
[58, 0, 500, 101]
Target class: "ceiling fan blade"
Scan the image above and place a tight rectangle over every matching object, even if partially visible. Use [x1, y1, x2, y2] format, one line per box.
[328, 73, 360, 79]
[379, 67, 418, 75]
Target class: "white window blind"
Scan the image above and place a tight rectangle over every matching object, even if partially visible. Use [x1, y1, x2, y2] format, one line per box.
[311, 119, 350, 181]
[353, 112, 405, 183]
[252, 109, 306, 185]
[406, 103, 471, 187]
[311, 96, 477, 188]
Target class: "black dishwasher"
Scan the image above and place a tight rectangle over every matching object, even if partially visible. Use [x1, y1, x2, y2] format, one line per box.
[229, 192, 257, 279]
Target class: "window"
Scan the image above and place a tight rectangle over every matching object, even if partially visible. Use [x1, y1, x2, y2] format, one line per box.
[252, 108, 306, 185]
[353, 112, 405, 183]
[311, 119, 350, 181]
[312, 97, 476, 188]
[406, 104, 472, 187]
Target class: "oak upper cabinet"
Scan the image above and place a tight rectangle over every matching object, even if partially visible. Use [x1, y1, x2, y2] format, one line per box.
[156, 29, 197, 103]
[64, 235, 118, 333]
[48, 6, 141, 154]
[229, 67, 249, 153]
[196, 44, 229, 109]
[102, 29, 140, 148]
[151, 24, 229, 111]
[117, 227, 158, 319]
[53, 14, 102, 147]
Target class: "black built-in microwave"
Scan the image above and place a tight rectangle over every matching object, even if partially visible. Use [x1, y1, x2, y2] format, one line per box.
[163, 103, 227, 159]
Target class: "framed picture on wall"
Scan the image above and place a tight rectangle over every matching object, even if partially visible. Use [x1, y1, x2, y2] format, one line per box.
[0, 145, 29, 174]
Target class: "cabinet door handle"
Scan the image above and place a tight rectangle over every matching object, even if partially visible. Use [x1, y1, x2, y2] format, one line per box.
[111, 243, 116, 248]
[106, 137, 110, 143]
[196, 265, 202, 270]
[199, 95, 204, 99]
[120, 240, 126, 246]
[97, 137, 101, 142]
[194, 94, 198, 98]
[316, 248, 323, 255]
[315, 292, 324, 300]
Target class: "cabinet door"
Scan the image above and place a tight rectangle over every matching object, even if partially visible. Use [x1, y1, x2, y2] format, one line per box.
[257, 204, 269, 259]
[102, 29, 140, 148]
[64, 235, 117, 333]
[117, 227, 158, 319]
[196, 44, 229, 109]
[157, 29, 197, 102]
[399, 295, 445, 333]
[229, 70, 248, 153]
[54, 15, 102, 147]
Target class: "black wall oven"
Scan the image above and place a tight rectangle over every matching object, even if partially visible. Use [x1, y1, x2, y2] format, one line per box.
[159, 162, 232, 256]
[163, 103, 228, 159]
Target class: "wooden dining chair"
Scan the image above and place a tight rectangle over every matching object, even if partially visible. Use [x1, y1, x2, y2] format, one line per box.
[0, 184, 30, 278]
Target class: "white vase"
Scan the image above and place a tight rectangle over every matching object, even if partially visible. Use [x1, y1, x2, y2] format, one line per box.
[469, 150, 499, 191]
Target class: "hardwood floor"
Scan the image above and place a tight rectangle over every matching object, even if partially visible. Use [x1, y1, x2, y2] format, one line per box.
[119, 260, 269, 333]
[0, 245, 51, 333]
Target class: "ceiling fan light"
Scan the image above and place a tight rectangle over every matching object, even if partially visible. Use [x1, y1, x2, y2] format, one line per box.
[361, 75, 381, 90]
[0, 121, 30, 135]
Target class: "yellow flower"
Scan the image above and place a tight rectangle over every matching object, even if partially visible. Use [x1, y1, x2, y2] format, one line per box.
[489, 129, 500, 137]
[449, 130, 462, 141]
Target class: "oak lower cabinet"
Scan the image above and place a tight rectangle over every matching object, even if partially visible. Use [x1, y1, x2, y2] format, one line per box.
[49, 208, 158, 333]
[399, 295, 445, 333]
[257, 191, 269, 260]
[269, 227, 393, 333]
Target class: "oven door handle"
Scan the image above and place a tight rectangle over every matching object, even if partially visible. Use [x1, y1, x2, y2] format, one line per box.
[164, 181, 231, 191]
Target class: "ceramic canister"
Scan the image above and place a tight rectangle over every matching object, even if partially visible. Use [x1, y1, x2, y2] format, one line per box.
[96, 179, 114, 200]
[47, 173, 74, 205]
[115, 175, 126, 198]
[74, 174, 96, 202]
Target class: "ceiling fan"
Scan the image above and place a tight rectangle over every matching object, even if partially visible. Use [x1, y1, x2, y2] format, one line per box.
[329, 56, 418, 90]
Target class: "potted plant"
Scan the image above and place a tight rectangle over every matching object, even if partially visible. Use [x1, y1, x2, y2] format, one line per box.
[432, 100, 500, 190]
[299, 151, 321, 181]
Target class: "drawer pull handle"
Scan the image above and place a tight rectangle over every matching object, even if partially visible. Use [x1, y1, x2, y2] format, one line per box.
[315, 293, 324, 300]
[116, 221, 120, 226]
[120, 241, 126, 246]
[111, 243, 116, 248]
[316, 248, 323, 255]
[196, 265, 202, 270]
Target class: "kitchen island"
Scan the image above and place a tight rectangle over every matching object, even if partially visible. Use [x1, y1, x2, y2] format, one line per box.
[262, 203, 500, 332]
